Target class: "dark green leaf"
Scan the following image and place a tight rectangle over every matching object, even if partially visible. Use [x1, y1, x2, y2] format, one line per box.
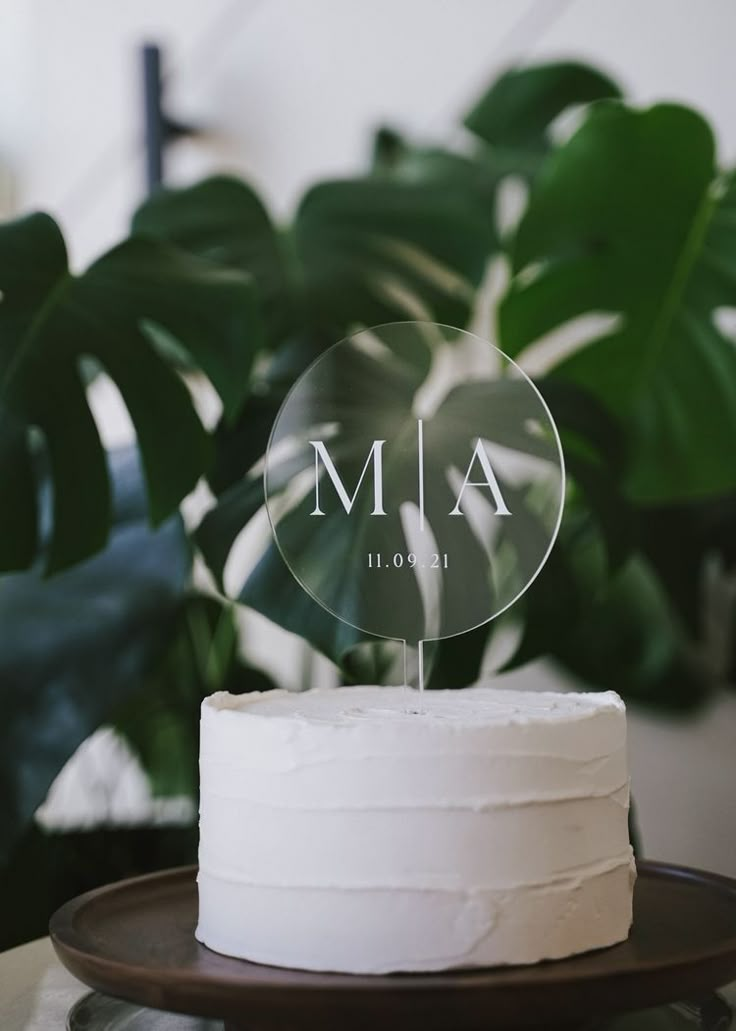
[371, 137, 507, 247]
[500, 513, 605, 672]
[464, 61, 622, 151]
[551, 555, 712, 713]
[208, 330, 333, 497]
[0, 214, 260, 572]
[564, 451, 636, 571]
[371, 62, 621, 247]
[0, 409, 38, 570]
[133, 174, 490, 345]
[240, 536, 365, 667]
[0, 447, 191, 861]
[540, 379, 636, 569]
[501, 103, 736, 502]
[636, 493, 736, 686]
[296, 178, 488, 329]
[425, 623, 491, 691]
[195, 474, 265, 588]
[340, 638, 404, 685]
[539, 379, 627, 475]
[503, 506, 712, 711]
[133, 177, 293, 345]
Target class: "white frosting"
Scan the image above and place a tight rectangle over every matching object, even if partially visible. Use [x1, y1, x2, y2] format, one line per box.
[197, 686, 635, 973]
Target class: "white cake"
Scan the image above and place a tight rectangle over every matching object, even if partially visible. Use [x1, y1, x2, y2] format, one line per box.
[196, 686, 635, 973]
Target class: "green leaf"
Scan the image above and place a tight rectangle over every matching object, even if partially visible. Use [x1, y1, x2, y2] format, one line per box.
[371, 62, 621, 247]
[133, 174, 490, 345]
[0, 214, 260, 572]
[425, 623, 491, 691]
[297, 178, 488, 329]
[134, 178, 291, 346]
[551, 554, 712, 713]
[114, 596, 277, 800]
[208, 331, 334, 498]
[0, 447, 191, 862]
[637, 493, 736, 686]
[503, 506, 711, 711]
[539, 379, 627, 475]
[564, 451, 636, 571]
[500, 513, 605, 672]
[100, 240, 263, 424]
[0, 408, 38, 570]
[240, 539, 367, 669]
[464, 61, 622, 152]
[371, 135, 509, 247]
[540, 379, 636, 569]
[500, 103, 736, 503]
[340, 638, 404, 685]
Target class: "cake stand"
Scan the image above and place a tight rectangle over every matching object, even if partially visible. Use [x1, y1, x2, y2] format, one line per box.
[65, 989, 734, 1030]
[50, 860, 736, 1031]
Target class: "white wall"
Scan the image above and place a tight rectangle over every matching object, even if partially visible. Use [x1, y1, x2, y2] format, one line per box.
[6, 0, 736, 262]
[3, 0, 736, 874]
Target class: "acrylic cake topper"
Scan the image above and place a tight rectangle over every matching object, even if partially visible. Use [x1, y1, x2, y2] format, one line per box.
[264, 322, 565, 688]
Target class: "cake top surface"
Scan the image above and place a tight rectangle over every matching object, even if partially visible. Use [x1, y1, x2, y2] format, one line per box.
[204, 685, 624, 728]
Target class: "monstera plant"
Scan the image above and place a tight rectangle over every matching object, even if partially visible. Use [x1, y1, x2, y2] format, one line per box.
[1, 59, 735, 945]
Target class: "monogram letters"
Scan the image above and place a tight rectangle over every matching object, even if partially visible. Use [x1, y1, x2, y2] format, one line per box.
[309, 426, 511, 518]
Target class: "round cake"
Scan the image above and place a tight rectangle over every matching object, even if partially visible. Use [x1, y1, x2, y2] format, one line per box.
[196, 686, 635, 973]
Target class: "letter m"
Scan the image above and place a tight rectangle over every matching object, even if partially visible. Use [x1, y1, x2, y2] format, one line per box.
[309, 440, 387, 516]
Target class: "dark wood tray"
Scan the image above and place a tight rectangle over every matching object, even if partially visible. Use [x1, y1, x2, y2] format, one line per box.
[50, 860, 736, 1031]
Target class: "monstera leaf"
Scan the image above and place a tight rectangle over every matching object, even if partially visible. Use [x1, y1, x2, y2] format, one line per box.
[554, 552, 712, 713]
[639, 493, 736, 649]
[372, 62, 621, 244]
[499, 496, 713, 713]
[0, 213, 260, 573]
[132, 174, 490, 348]
[0, 448, 191, 861]
[500, 103, 736, 503]
[464, 61, 622, 154]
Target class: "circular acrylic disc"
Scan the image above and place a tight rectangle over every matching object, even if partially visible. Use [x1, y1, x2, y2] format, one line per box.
[264, 322, 564, 647]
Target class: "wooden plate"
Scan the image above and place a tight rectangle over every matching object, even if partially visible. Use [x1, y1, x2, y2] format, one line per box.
[50, 861, 736, 1031]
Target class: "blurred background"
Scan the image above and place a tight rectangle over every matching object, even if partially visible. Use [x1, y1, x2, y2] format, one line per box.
[5, 0, 736, 261]
[2, 0, 736, 950]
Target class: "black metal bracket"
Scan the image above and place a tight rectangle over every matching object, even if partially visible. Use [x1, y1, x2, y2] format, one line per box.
[141, 43, 200, 194]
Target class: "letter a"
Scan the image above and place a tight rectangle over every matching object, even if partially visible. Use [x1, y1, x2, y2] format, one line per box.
[450, 440, 511, 516]
[310, 440, 387, 516]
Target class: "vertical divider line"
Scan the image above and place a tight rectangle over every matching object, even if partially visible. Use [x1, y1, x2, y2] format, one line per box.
[417, 418, 425, 533]
[418, 639, 424, 693]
